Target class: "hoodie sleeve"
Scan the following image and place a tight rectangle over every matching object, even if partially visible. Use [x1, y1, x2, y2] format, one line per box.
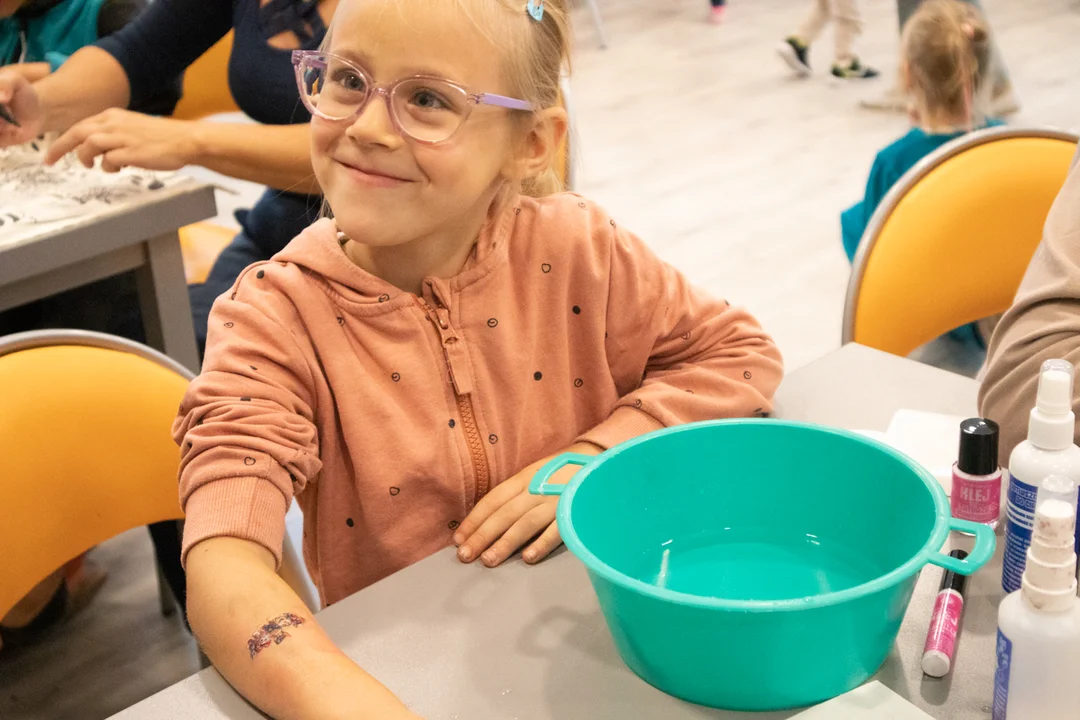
[578, 220, 784, 450]
[172, 265, 322, 568]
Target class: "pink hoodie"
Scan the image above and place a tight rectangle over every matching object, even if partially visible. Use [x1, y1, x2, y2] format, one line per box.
[173, 193, 783, 605]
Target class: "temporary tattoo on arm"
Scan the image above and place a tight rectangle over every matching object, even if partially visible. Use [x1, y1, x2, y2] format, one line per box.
[247, 612, 306, 659]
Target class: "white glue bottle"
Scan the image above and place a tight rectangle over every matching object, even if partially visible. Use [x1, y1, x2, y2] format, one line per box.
[994, 475, 1080, 719]
[1003, 359, 1080, 593]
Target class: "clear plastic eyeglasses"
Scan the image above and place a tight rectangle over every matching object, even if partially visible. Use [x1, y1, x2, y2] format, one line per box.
[292, 50, 535, 145]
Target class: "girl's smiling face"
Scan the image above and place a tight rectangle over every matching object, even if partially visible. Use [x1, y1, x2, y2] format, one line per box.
[312, 0, 524, 251]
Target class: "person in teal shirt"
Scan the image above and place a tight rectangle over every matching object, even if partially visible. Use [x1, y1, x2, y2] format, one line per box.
[842, 0, 1001, 347]
[0, 0, 176, 113]
[842, 120, 1002, 262]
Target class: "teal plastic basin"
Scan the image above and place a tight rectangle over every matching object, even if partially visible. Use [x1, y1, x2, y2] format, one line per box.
[530, 420, 994, 711]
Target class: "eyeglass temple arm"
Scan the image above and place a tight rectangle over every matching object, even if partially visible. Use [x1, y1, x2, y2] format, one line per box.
[475, 93, 533, 112]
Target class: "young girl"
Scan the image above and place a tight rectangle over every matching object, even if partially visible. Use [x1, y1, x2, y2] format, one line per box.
[842, 0, 998, 350]
[174, 0, 782, 716]
[842, 0, 997, 261]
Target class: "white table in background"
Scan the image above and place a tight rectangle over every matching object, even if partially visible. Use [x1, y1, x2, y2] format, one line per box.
[0, 182, 216, 372]
[111, 343, 996, 719]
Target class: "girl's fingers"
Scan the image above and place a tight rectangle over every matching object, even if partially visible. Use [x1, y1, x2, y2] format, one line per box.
[457, 493, 537, 563]
[523, 520, 563, 565]
[454, 477, 524, 545]
[480, 502, 556, 568]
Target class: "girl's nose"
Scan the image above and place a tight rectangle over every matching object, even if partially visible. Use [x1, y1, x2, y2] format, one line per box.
[344, 92, 404, 149]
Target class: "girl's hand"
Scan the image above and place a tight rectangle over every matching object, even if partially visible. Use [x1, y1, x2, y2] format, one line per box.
[46, 108, 197, 172]
[454, 443, 601, 568]
[0, 70, 45, 147]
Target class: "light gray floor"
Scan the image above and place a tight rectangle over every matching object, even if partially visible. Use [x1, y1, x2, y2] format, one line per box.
[3, 0, 1080, 717]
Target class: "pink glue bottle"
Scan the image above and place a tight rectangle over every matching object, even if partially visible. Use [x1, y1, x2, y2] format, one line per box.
[951, 418, 1002, 529]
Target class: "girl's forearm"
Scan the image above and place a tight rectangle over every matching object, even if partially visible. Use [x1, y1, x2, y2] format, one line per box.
[187, 537, 417, 720]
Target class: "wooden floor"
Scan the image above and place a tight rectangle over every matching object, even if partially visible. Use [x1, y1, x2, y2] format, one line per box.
[4, 0, 1080, 717]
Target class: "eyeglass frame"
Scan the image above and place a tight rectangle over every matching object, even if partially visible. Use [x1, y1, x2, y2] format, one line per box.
[291, 49, 536, 145]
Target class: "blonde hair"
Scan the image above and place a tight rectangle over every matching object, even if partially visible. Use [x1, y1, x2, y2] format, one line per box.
[901, 0, 991, 127]
[320, 0, 572, 199]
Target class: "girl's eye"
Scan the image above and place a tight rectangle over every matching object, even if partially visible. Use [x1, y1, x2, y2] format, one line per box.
[332, 69, 367, 93]
[410, 89, 450, 111]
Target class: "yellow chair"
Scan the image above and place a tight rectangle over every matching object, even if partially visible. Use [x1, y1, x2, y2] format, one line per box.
[172, 33, 241, 122]
[0, 330, 316, 620]
[843, 127, 1079, 357]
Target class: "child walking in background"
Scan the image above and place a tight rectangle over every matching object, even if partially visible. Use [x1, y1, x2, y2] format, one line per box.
[778, 0, 878, 79]
[174, 0, 782, 716]
[842, 0, 999, 348]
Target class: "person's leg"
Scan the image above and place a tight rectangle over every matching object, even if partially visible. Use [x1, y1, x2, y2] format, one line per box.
[831, 0, 862, 66]
[830, 0, 878, 77]
[897, 0, 922, 30]
[708, 0, 726, 24]
[779, 0, 829, 76]
[794, 0, 832, 46]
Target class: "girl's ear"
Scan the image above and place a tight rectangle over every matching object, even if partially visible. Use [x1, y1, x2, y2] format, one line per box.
[505, 105, 569, 185]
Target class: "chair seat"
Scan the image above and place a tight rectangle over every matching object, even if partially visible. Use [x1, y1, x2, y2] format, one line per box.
[179, 222, 236, 284]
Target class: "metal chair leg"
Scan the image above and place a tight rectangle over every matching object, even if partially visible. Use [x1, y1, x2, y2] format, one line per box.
[586, 0, 608, 48]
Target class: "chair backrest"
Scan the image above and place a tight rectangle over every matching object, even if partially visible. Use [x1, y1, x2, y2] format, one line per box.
[0, 331, 192, 618]
[843, 127, 1079, 357]
[172, 32, 241, 121]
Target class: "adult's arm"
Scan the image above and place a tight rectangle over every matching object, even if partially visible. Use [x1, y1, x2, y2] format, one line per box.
[28, 0, 231, 132]
[979, 148, 1080, 463]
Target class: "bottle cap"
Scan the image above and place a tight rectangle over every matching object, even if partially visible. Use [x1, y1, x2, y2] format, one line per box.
[957, 418, 999, 476]
[1029, 359, 1076, 450]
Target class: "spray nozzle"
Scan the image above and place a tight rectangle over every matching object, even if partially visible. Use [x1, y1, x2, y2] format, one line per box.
[1036, 359, 1075, 417]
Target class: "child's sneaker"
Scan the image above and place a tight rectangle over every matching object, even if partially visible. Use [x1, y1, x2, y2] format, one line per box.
[777, 37, 811, 77]
[708, 5, 726, 23]
[832, 58, 879, 79]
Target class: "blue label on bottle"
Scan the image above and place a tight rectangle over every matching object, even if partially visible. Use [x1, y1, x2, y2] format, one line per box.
[993, 629, 1012, 720]
[1003, 475, 1038, 593]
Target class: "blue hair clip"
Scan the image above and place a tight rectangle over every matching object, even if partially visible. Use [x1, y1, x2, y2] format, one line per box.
[526, 0, 544, 21]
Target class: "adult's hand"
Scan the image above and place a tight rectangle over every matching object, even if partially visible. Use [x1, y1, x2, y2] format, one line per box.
[47, 108, 196, 172]
[0, 70, 45, 147]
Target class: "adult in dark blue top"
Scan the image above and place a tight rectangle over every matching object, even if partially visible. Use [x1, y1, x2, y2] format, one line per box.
[0, 0, 334, 356]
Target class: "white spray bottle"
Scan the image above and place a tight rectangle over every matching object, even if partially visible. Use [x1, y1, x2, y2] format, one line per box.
[1003, 359, 1080, 593]
[994, 475, 1080, 719]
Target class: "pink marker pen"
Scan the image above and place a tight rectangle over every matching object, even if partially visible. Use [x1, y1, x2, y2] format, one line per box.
[922, 549, 969, 678]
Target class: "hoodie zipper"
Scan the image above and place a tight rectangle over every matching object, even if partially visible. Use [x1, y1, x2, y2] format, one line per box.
[415, 297, 490, 503]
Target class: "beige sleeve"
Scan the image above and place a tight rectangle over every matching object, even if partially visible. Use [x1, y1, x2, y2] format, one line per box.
[979, 146, 1080, 464]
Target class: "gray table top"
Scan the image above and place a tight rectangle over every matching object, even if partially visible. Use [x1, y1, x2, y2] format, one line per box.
[0, 181, 216, 286]
[112, 344, 995, 720]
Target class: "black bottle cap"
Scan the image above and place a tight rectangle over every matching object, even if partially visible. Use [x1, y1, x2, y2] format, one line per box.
[957, 418, 999, 476]
[938, 550, 969, 595]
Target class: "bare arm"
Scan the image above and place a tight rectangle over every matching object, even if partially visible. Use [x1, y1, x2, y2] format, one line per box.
[11, 63, 51, 84]
[190, 121, 319, 194]
[36, 47, 132, 132]
[187, 537, 420, 720]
